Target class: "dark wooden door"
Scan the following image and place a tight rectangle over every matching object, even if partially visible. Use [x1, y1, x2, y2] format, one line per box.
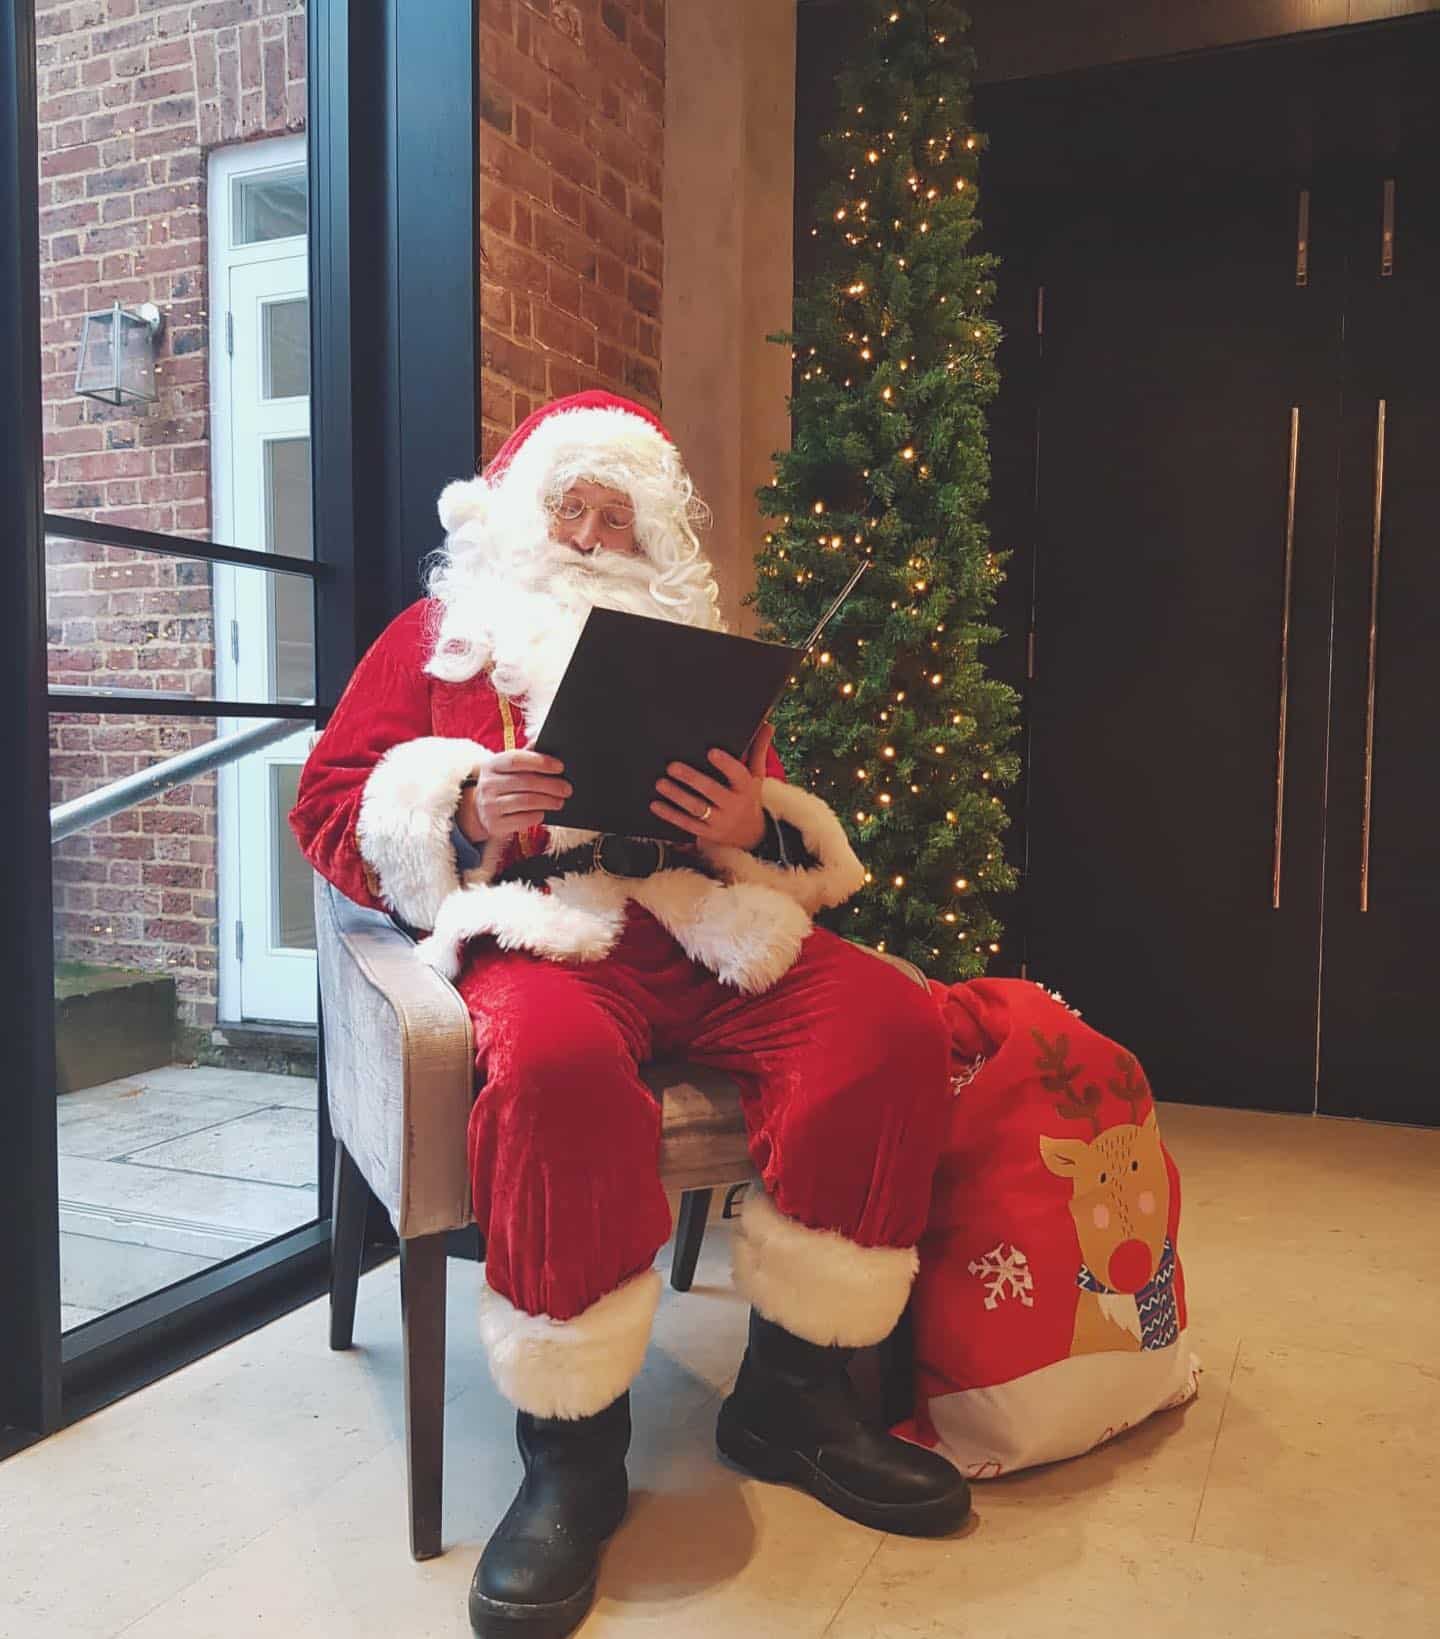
[1318, 157, 1440, 1124]
[1024, 177, 1344, 1111]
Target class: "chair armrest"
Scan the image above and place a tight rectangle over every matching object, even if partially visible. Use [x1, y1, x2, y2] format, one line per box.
[314, 874, 475, 1239]
[862, 947, 929, 990]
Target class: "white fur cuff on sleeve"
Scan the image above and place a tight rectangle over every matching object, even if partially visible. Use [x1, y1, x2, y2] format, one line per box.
[732, 1189, 918, 1349]
[699, 779, 866, 915]
[480, 1270, 661, 1419]
[355, 736, 498, 931]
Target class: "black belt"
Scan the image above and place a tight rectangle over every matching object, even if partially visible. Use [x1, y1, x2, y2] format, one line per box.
[492, 834, 717, 887]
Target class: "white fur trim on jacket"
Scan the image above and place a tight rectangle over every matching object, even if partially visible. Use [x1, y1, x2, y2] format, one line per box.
[732, 1188, 919, 1349]
[415, 870, 629, 978]
[480, 1269, 662, 1419]
[355, 737, 502, 931]
[699, 779, 866, 916]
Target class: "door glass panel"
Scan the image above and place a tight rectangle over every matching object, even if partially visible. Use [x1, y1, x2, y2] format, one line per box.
[264, 438, 314, 702]
[51, 712, 319, 1331]
[45, 533, 314, 706]
[263, 299, 310, 400]
[271, 763, 315, 951]
[233, 166, 308, 246]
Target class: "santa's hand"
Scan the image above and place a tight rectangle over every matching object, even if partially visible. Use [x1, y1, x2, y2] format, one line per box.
[651, 722, 772, 850]
[459, 751, 571, 843]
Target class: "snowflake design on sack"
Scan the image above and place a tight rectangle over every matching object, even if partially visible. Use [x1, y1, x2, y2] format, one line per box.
[968, 1243, 1035, 1310]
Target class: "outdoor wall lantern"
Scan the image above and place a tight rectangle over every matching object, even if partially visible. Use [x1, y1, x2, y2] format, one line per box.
[74, 301, 164, 406]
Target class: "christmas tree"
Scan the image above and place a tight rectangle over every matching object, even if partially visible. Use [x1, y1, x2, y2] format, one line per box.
[750, 0, 1020, 979]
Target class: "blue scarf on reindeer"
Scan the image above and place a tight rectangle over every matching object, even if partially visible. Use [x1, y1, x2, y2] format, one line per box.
[1076, 1237, 1180, 1350]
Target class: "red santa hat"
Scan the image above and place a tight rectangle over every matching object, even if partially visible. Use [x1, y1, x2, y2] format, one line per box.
[436, 390, 684, 536]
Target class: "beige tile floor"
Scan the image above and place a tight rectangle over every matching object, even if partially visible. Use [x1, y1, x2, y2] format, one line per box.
[5, 1102, 1438, 1639]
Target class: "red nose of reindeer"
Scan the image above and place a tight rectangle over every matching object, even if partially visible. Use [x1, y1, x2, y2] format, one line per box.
[1107, 1238, 1154, 1294]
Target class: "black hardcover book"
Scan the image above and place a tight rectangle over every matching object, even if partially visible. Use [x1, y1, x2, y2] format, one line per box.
[531, 608, 801, 841]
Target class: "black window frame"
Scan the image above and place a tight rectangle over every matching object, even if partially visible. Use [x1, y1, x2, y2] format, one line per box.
[1, 0, 477, 1454]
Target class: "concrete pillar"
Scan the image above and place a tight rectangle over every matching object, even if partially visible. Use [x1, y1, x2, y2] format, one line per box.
[662, 0, 796, 631]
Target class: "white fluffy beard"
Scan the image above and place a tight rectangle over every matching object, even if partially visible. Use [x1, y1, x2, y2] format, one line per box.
[436, 533, 700, 741]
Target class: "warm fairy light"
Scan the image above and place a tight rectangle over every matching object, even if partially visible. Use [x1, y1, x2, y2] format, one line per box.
[860, 348, 872, 360]
[914, 579, 927, 591]
[930, 673, 942, 685]
[966, 136, 977, 149]
[819, 651, 832, 664]
[901, 447, 916, 460]
[896, 691, 906, 701]
[934, 744, 946, 754]
[919, 222, 930, 233]
[864, 870, 874, 882]
[989, 942, 1000, 953]
[881, 387, 893, 400]
[893, 876, 905, 888]
[946, 810, 957, 822]
[842, 683, 854, 696]
[879, 793, 892, 805]
[882, 746, 896, 758]
[867, 150, 879, 162]
[836, 209, 847, 220]
[944, 913, 957, 923]
[814, 501, 825, 513]
[955, 878, 969, 890]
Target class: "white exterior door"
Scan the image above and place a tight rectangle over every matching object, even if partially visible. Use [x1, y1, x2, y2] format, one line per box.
[210, 138, 316, 1025]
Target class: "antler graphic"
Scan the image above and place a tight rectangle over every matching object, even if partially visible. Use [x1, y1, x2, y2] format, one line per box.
[1031, 1028, 1102, 1136]
[1108, 1052, 1152, 1124]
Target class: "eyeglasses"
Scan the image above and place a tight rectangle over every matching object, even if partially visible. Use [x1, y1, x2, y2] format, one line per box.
[548, 494, 637, 531]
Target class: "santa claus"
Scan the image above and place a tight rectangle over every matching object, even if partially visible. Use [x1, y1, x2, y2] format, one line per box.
[290, 390, 967, 1639]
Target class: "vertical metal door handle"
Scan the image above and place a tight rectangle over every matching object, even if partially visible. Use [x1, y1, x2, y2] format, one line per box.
[1360, 400, 1387, 912]
[1273, 407, 1300, 910]
[1295, 188, 1310, 287]
[1381, 179, 1395, 278]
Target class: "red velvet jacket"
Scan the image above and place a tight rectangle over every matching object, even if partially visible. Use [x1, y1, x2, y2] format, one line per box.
[290, 599, 867, 994]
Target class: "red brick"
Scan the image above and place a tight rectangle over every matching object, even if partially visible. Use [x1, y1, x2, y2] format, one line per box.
[581, 192, 635, 262]
[485, 237, 549, 299]
[532, 211, 599, 280]
[481, 24, 549, 113]
[483, 134, 552, 204]
[534, 301, 595, 364]
[532, 118, 597, 190]
[626, 267, 659, 317]
[598, 166, 625, 214]
[551, 174, 581, 224]
[481, 329, 548, 394]
[481, 184, 514, 237]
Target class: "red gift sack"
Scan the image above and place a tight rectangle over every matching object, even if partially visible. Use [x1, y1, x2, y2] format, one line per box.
[899, 978, 1199, 1479]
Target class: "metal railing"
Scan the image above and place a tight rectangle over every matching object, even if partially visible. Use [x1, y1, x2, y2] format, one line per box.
[50, 709, 313, 843]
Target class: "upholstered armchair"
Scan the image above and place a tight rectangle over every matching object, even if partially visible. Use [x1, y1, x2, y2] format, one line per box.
[315, 873, 924, 1560]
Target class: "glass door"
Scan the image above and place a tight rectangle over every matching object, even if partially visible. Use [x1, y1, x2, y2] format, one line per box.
[210, 140, 316, 1025]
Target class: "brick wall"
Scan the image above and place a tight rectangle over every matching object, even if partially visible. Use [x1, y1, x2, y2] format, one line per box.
[477, 0, 665, 466]
[39, 0, 306, 1032]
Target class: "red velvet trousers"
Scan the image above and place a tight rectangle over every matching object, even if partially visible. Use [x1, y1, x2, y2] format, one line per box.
[458, 906, 950, 1323]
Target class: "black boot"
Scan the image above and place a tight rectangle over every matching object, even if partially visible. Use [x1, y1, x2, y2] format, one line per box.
[469, 1394, 631, 1639]
[717, 1311, 970, 1537]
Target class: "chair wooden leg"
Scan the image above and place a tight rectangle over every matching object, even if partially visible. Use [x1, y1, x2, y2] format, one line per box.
[400, 1232, 448, 1562]
[670, 1187, 712, 1292]
[329, 1139, 367, 1351]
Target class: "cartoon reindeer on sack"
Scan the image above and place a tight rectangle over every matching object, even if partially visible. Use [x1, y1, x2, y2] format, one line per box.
[1034, 1033, 1180, 1358]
